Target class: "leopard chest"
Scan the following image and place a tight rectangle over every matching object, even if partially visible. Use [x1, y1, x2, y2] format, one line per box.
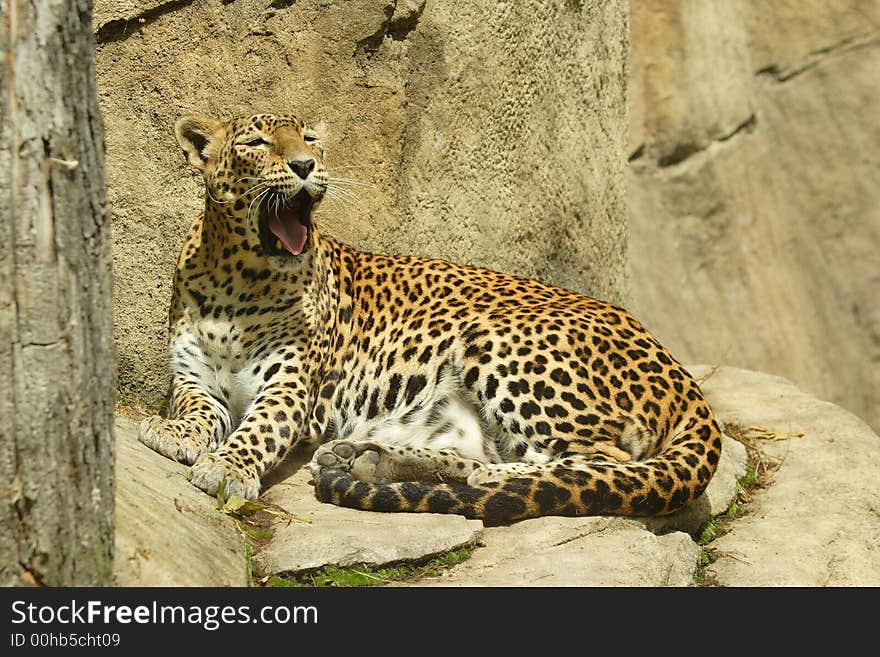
[177, 308, 306, 426]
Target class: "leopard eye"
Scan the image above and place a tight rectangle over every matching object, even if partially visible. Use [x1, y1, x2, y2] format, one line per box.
[303, 133, 318, 143]
[243, 137, 268, 147]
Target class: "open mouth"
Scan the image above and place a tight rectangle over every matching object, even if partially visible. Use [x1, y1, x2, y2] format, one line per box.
[258, 190, 314, 257]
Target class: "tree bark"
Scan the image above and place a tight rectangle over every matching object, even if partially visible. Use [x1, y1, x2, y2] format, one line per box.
[0, 0, 115, 585]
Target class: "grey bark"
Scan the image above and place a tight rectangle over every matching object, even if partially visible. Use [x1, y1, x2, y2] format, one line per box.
[0, 0, 115, 586]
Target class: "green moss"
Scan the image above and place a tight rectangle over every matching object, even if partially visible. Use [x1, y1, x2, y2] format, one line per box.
[424, 547, 471, 573]
[311, 565, 401, 587]
[264, 575, 301, 588]
[276, 546, 474, 588]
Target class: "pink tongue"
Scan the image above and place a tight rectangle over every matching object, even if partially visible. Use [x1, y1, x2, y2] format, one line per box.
[268, 211, 308, 255]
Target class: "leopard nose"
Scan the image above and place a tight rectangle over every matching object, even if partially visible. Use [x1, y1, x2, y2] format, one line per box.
[288, 156, 316, 180]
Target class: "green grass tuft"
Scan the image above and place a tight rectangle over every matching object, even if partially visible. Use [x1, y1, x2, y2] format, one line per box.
[244, 538, 255, 587]
[693, 549, 719, 586]
[725, 502, 742, 520]
[698, 551, 711, 568]
[698, 520, 718, 545]
[738, 464, 758, 489]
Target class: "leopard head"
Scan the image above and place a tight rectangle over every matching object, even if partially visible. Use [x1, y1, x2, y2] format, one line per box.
[175, 112, 327, 258]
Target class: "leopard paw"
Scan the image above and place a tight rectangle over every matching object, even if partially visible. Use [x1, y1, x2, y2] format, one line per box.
[189, 451, 261, 501]
[309, 439, 479, 484]
[138, 415, 215, 465]
[309, 439, 384, 483]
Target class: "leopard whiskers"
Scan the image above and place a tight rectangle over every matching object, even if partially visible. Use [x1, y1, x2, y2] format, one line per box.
[243, 181, 271, 198]
[325, 176, 378, 190]
[322, 188, 363, 214]
[324, 186, 369, 214]
[271, 191, 284, 219]
[247, 187, 272, 224]
[325, 182, 364, 204]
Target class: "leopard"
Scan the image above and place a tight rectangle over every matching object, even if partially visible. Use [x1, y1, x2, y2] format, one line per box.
[138, 111, 723, 525]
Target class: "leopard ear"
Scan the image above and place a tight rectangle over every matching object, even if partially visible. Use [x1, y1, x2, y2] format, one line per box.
[175, 115, 223, 171]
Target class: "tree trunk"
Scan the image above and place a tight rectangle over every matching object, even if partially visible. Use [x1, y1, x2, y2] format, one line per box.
[0, 0, 115, 586]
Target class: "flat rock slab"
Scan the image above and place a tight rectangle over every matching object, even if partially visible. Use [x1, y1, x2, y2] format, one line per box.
[690, 366, 880, 586]
[407, 516, 700, 587]
[113, 416, 248, 586]
[255, 466, 483, 577]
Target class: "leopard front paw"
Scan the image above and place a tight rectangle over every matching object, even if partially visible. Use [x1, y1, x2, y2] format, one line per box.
[138, 415, 215, 465]
[189, 451, 261, 501]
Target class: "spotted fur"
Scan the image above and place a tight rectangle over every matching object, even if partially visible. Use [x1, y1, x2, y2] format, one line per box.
[139, 112, 723, 525]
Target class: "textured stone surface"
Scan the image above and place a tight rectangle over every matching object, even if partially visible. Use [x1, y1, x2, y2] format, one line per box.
[692, 366, 880, 586]
[94, 0, 629, 404]
[255, 467, 483, 577]
[94, 0, 184, 28]
[628, 1, 880, 433]
[408, 517, 700, 587]
[113, 416, 247, 586]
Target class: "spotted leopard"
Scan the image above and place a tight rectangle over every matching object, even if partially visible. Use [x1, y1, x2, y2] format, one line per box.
[138, 112, 723, 525]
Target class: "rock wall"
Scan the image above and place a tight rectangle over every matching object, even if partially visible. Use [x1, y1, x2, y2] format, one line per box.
[96, 0, 630, 403]
[628, 1, 880, 431]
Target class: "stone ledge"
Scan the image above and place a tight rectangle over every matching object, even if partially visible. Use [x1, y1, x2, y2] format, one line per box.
[113, 366, 880, 587]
